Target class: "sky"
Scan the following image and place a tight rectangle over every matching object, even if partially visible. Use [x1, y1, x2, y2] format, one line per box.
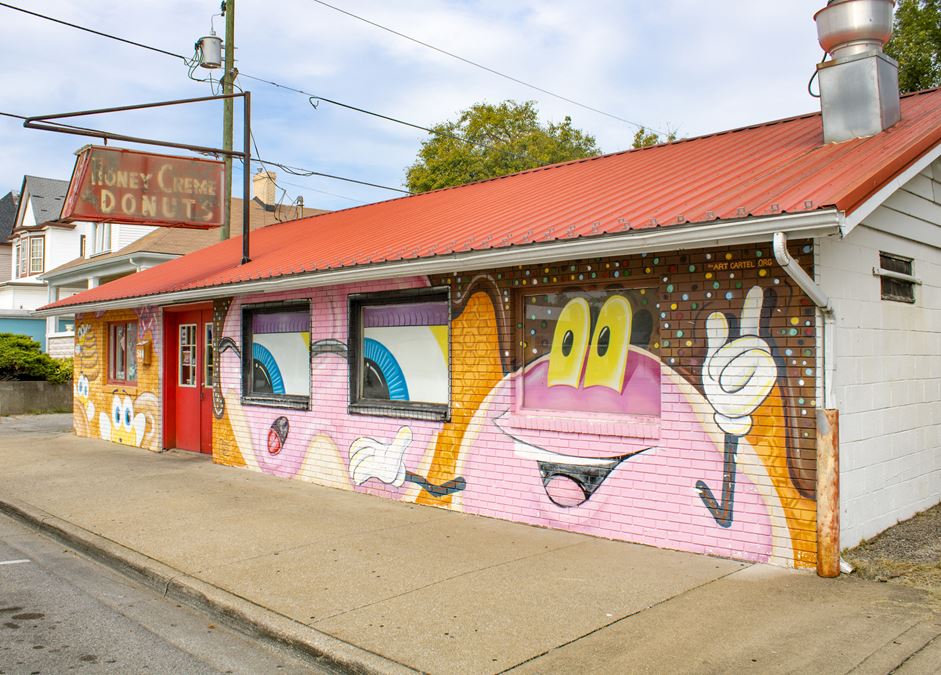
[0, 0, 828, 212]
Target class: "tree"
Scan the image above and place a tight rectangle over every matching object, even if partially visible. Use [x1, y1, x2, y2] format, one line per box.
[631, 127, 678, 149]
[405, 100, 600, 193]
[0, 333, 72, 383]
[885, 0, 941, 93]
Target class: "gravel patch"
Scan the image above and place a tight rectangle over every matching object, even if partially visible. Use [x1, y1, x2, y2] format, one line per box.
[844, 503, 941, 596]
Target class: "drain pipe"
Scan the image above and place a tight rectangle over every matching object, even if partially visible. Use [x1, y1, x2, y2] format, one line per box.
[772, 232, 841, 578]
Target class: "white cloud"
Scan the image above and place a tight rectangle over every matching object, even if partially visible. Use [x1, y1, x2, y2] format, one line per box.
[1, 0, 829, 211]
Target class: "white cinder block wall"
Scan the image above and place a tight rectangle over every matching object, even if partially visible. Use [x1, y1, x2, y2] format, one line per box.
[816, 161, 941, 549]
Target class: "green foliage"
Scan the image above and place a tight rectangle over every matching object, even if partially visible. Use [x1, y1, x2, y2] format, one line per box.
[0, 333, 73, 383]
[405, 100, 601, 193]
[631, 127, 678, 149]
[885, 0, 941, 93]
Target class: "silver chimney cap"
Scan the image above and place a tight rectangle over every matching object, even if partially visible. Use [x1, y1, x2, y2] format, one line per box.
[814, 0, 895, 60]
[814, 0, 900, 143]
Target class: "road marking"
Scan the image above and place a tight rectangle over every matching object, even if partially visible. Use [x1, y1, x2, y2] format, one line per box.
[0, 559, 30, 566]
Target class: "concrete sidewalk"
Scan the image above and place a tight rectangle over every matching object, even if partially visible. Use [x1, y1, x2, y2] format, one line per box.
[1, 416, 939, 674]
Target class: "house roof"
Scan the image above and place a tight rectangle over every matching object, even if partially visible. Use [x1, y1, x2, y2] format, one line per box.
[42, 88, 941, 313]
[43, 197, 327, 278]
[17, 176, 69, 228]
[0, 191, 19, 242]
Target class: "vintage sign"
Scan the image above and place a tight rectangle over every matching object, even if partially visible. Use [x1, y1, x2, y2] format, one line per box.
[61, 146, 225, 229]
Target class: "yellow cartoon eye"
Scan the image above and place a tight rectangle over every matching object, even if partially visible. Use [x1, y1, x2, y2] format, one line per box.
[584, 295, 632, 392]
[547, 297, 591, 387]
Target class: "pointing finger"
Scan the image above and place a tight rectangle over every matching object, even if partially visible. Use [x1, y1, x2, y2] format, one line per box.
[706, 311, 729, 359]
[739, 286, 765, 336]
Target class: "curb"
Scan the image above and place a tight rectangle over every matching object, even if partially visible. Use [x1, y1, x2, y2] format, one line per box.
[0, 496, 417, 675]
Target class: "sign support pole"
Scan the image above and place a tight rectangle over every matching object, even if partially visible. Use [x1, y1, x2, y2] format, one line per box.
[242, 91, 251, 264]
[23, 92, 254, 264]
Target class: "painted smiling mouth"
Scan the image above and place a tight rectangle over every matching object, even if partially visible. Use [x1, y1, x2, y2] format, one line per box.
[538, 457, 631, 507]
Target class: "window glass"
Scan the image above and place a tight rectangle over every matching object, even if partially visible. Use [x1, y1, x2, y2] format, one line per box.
[108, 321, 138, 384]
[522, 288, 660, 416]
[204, 323, 214, 387]
[245, 305, 311, 399]
[16, 241, 27, 278]
[879, 252, 915, 303]
[179, 324, 196, 386]
[348, 291, 450, 418]
[29, 237, 44, 274]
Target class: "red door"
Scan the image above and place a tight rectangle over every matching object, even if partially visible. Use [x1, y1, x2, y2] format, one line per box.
[164, 307, 213, 453]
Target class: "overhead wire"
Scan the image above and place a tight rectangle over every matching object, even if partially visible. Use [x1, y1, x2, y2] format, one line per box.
[0, 107, 410, 196]
[306, 0, 666, 135]
[0, 2, 409, 198]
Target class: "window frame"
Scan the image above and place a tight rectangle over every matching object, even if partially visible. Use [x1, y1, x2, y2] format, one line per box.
[107, 320, 138, 386]
[348, 286, 451, 422]
[514, 279, 662, 420]
[240, 299, 312, 410]
[28, 236, 44, 275]
[178, 323, 198, 388]
[876, 252, 917, 304]
[204, 322, 215, 389]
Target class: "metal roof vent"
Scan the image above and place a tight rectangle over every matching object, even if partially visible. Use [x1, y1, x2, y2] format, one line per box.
[814, 0, 900, 143]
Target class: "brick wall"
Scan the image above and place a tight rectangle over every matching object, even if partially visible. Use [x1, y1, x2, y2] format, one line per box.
[210, 242, 818, 567]
[818, 221, 941, 548]
[73, 306, 162, 451]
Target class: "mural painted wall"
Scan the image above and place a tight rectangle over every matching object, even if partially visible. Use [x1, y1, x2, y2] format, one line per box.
[208, 242, 818, 568]
[73, 306, 161, 451]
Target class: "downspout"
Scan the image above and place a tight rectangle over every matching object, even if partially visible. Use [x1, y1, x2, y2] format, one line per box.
[773, 232, 843, 578]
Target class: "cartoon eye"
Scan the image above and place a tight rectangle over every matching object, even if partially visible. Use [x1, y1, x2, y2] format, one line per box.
[111, 396, 122, 427]
[547, 298, 591, 388]
[584, 295, 633, 392]
[122, 396, 134, 431]
[79, 376, 89, 397]
[362, 338, 408, 400]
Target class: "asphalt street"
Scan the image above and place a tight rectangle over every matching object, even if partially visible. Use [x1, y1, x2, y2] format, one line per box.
[0, 514, 325, 674]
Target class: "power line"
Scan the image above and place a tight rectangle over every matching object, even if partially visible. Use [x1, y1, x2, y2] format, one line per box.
[1, 107, 411, 195]
[279, 179, 367, 204]
[307, 0, 665, 135]
[0, 1, 187, 62]
[0, 2, 485, 150]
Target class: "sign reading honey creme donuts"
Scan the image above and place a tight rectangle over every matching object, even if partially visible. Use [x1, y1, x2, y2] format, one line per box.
[61, 146, 225, 229]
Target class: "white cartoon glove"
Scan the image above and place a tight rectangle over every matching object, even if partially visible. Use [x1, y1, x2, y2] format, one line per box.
[702, 286, 777, 436]
[349, 426, 412, 487]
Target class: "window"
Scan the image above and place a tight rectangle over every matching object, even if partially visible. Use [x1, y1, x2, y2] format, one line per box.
[15, 242, 25, 278]
[80, 235, 87, 258]
[204, 322, 214, 388]
[179, 324, 197, 387]
[29, 236, 44, 275]
[108, 321, 138, 385]
[349, 288, 450, 420]
[877, 252, 916, 303]
[94, 223, 111, 254]
[520, 287, 660, 417]
[57, 318, 75, 334]
[242, 301, 311, 408]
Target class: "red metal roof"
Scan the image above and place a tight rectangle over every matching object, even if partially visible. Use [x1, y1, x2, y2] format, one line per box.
[45, 88, 941, 311]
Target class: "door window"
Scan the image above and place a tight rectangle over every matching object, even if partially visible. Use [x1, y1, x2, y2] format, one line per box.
[179, 324, 197, 387]
[204, 323, 214, 388]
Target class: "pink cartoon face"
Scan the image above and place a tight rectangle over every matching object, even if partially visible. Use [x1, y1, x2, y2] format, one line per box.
[456, 290, 781, 563]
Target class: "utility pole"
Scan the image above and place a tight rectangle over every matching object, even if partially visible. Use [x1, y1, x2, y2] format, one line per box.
[220, 0, 235, 240]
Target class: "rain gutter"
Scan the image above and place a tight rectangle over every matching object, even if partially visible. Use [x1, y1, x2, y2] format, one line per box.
[34, 210, 843, 318]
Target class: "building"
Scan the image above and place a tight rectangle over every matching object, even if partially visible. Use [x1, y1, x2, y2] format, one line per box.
[41, 170, 326, 357]
[38, 3, 941, 573]
[1, 175, 85, 349]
